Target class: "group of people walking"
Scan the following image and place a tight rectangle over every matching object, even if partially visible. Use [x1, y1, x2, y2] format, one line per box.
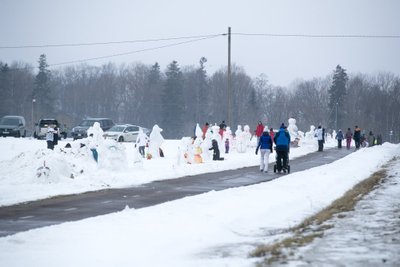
[255, 123, 290, 173]
[335, 126, 382, 150]
[255, 122, 384, 174]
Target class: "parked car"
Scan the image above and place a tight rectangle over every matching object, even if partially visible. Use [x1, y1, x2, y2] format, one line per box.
[104, 124, 150, 142]
[0, 115, 26, 137]
[72, 118, 115, 140]
[34, 118, 60, 139]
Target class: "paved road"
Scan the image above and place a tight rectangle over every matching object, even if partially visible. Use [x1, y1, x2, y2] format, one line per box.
[0, 148, 352, 237]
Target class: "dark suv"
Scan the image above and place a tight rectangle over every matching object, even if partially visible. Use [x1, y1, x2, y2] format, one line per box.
[72, 118, 115, 140]
[0, 115, 26, 137]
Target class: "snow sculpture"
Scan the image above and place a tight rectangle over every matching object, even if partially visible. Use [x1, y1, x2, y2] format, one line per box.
[235, 125, 243, 138]
[288, 118, 300, 147]
[287, 118, 298, 140]
[243, 125, 252, 147]
[209, 124, 223, 154]
[86, 122, 104, 147]
[235, 125, 244, 153]
[179, 137, 194, 164]
[193, 124, 203, 163]
[223, 126, 233, 154]
[201, 127, 212, 161]
[305, 125, 316, 141]
[148, 124, 164, 159]
[236, 125, 252, 153]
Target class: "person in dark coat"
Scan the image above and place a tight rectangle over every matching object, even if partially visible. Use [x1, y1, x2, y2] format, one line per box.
[209, 139, 224, 160]
[202, 122, 209, 139]
[377, 134, 383, 145]
[53, 126, 59, 146]
[255, 128, 273, 173]
[315, 125, 324, 152]
[274, 124, 291, 173]
[368, 131, 375, 147]
[353, 126, 361, 149]
[219, 121, 226, 138]
[335, 129, 344, 149]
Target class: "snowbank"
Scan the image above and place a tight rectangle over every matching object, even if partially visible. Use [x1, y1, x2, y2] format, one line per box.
[0, 143, 398, 267]
[1, 136, 334, 206]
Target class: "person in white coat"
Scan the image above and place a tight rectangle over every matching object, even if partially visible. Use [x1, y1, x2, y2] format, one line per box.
[315, 125, 324, 152]
[46, 125, 55, 150]
[136, 128, 149, 158]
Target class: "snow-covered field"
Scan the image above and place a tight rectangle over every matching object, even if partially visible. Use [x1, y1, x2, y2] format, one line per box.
[1, 136, 399, 266]
[1, 135, 332, 207]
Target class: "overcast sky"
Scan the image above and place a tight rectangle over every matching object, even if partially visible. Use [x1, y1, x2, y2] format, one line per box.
[1, 0, 399, 86]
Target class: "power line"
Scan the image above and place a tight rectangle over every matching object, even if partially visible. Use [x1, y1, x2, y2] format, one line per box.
[6, 34, 223, 70]
[49, 34, 223, 67]
[3, 31, 399, 70]
[0, 34, 224, 49]
[232, 32, 400, 39]
[2, 32, 398, 50]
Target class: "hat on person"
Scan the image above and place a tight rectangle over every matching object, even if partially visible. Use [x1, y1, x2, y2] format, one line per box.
[280, 123, 285, 129]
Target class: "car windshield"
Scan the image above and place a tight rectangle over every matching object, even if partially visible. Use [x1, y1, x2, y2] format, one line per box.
[108, 126, 125, 132]
[40, 120, 57, 126]
[80, 120, 96, 127]
[0, 117, 19, 125]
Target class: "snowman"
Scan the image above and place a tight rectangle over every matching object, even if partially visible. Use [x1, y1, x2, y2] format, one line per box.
[287, 118, 298, 140]
[148, 124, 164, 159]
[235, 125, 245, 153]
[305, 125, 316, 141]
[193, 123, 203, 163]
[287, 118, 300, 147]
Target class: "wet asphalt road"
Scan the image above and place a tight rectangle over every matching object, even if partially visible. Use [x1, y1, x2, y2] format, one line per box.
[0, 148, 352, 237]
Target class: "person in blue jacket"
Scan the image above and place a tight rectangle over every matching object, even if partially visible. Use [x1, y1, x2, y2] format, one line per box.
[274, 124, 291, 173]
[255, 128, 273, 173]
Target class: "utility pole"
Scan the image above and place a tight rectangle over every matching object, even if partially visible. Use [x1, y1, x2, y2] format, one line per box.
[227, 27, 232, 127]
[335, 102, 338, 130]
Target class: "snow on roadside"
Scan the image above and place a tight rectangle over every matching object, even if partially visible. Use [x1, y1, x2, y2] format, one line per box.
[0, 142, 398, 267]
[0, 136, 334, 206]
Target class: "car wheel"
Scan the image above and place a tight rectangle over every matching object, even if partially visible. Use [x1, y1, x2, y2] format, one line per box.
[118, 136, 124, 142]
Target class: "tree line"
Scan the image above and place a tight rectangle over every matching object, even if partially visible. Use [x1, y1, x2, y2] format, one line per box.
[0, 55, 399, 142]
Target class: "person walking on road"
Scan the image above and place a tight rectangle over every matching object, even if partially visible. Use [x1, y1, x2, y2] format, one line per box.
[274, 124, 290, 173]
[335, 129, 344, 149]
[315, 125, 324, 152]
[345, 128, 353, 149]
[354, 126, 361, 150]
[255, 128, 273, 173]
[255, 121, 264, 144]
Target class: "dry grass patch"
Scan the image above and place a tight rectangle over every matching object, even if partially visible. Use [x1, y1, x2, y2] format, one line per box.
[251, 168, 388, 265]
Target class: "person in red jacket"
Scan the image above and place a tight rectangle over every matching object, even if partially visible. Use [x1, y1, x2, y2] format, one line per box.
[269, 127, 275, 141]
[202, 122, 209, 139]
[255, 121, 264, 143]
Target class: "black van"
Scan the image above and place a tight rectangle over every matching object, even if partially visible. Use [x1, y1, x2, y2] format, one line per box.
[71, 118, 114, 140]
[0, 115, 26, 137]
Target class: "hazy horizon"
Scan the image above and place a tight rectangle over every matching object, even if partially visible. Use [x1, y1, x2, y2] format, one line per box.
[1, 0, 399, 86]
